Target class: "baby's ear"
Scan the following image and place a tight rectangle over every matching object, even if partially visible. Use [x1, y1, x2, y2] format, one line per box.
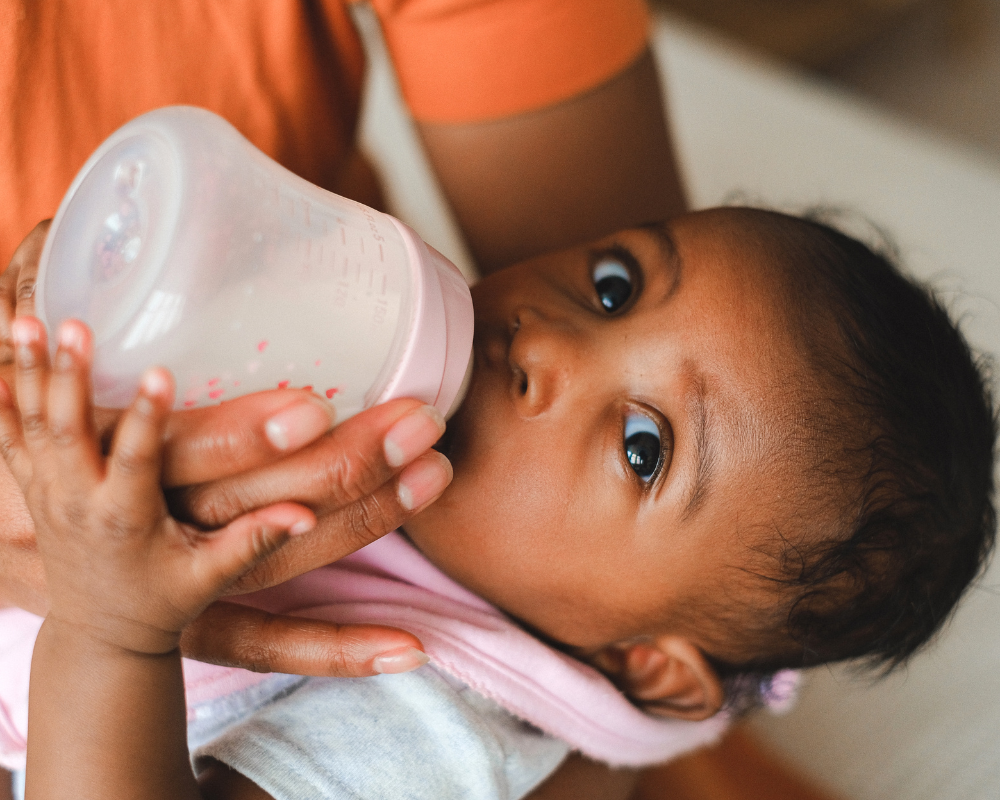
[589, 637, 724, 721]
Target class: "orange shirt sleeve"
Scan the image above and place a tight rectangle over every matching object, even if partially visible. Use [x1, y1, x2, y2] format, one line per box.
[0, 1, 365, 269]
[369, 0, 650, 123]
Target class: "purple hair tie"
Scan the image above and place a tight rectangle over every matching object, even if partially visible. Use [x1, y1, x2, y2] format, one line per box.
[762, 669, 800, 714]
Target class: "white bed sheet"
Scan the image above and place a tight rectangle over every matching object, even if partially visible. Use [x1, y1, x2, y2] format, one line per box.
[355, 9, 1000, 799]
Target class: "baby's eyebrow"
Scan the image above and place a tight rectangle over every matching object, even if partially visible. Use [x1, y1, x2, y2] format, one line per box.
[637, 221, 682, 298]
[681, 368, 716, 520]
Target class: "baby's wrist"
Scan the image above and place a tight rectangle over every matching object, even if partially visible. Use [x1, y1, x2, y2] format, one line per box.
[43, 609, 184, 658]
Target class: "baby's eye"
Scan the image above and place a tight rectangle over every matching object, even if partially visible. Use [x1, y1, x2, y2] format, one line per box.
[592, 256, 633, 313]
[624, 413, 662, 482]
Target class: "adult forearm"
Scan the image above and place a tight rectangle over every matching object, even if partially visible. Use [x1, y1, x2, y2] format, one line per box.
[418, 49, 686, 274]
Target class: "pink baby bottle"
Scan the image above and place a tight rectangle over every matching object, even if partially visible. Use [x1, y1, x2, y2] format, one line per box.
[36, 106, 473, 420]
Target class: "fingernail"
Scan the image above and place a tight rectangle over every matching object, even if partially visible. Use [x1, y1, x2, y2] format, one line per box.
[265, 400, 334, 452]
[384, 405, 446, 468]
[140, 368, 171, 397]
[397, 452, 452, 511]
[10, 319, 39, 366]
[10, 318, 39, 347]
[289, 518, 315, 536]
[57, 321, 85, 354]
[372, 646, 430, 674]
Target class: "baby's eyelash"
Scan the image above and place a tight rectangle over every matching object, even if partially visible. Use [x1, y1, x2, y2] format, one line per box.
[588, 245, 643, 315]
[623, 412, 663, 483]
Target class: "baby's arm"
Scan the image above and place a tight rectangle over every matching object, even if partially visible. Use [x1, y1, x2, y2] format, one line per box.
[0, 318, 313, 799]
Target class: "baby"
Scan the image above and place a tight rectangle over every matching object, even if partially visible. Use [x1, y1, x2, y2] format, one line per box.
[1, 207, 994, 799]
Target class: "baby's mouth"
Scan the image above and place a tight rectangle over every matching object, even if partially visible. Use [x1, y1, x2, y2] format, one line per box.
[433, 423, 455, 459]
[434, 349, 476, 460]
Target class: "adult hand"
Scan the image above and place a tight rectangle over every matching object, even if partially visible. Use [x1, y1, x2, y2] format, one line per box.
[0, 222, 452, 677]
[168, 392, 453, 676]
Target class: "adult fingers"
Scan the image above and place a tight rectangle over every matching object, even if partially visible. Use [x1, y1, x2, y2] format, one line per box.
[176, 399, 444, 526]
[0, 221, 49, 363]
[93, 386, 340, 482]
[220, 450, 452, 595]
[181, 601, 427, 677]
[159, 389, 338, 487]
[193, 502, 315, 598]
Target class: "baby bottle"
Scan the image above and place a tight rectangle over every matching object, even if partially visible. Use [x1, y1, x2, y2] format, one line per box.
[36, 106, 473, 420]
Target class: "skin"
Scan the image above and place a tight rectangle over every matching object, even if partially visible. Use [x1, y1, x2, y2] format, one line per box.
[1, 209, 816, 800]
[406, 209, 811, 714]
[419, 50, 686, 273]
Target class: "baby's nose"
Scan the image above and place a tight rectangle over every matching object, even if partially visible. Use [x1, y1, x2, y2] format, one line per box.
[508, 308, 578, 417]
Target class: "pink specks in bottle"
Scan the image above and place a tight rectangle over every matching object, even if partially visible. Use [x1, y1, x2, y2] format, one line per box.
[184, 399, 197, 408]
[302, 385, 313, 392]
[208, 377, 220, 387]
[314, 359, 322, 367]
[257, 340, 269, 353]
[325, 387, 339, 399]
[208, 389, 224, 400]
[278, 380, 290, 389]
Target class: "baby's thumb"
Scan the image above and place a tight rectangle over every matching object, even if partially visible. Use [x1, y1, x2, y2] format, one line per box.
[202, 503, 315, 591]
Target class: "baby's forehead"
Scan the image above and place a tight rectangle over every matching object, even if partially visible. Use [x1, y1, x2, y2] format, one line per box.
[639, 222, 827, 521]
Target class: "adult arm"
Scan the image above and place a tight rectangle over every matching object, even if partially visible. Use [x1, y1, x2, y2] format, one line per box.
[418, 49, 687, 274]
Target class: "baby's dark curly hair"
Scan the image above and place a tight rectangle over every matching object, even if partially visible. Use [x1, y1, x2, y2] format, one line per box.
[707, 208, 997, 710]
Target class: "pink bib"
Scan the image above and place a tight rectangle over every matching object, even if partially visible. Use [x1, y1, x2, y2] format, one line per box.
[0, 532, 796, 770]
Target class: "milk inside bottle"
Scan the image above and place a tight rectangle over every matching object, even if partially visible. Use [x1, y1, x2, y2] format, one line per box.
[36, 106, 474, 420]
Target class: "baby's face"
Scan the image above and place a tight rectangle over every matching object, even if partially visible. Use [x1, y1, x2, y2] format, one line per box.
[404, 209, 810, 655]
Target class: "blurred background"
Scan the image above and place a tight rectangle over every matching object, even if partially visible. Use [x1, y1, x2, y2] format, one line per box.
[652, 0, 1000, 162]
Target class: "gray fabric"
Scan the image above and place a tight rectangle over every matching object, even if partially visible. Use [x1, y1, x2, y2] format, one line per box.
[191, 667, 569, 800]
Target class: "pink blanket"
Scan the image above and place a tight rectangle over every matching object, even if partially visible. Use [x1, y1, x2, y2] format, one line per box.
[0, 532, 795, 771]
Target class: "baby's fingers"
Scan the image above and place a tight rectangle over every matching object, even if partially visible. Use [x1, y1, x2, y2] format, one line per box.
[10, 317, 51, 450]
[44, 321, 103, 482]
[105, 368, 174, 502]
[194, 504, 316, 596]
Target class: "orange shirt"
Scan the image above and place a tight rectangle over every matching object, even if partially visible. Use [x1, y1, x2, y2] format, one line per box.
[0, 0, 648, 267]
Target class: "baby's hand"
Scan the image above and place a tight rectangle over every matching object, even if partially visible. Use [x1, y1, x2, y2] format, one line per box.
[0, 318, 316, 655]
